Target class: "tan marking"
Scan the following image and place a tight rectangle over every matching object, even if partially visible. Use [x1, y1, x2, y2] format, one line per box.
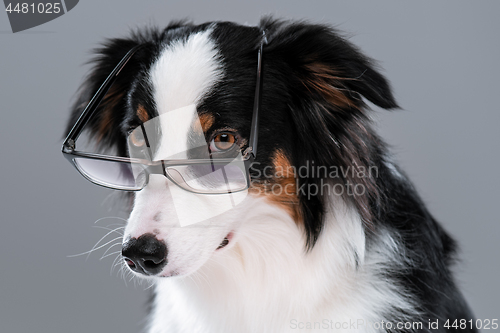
[250, 149, 302, 225]
[304, 62, 359, 110]
[137, 104, 149, 122]
[96, 85, 123, 142]
[97, 108, 113, 142]
[198, 113, 215, 133]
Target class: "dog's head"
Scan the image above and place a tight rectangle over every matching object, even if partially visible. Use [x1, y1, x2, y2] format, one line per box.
[66, 18, 397, 278]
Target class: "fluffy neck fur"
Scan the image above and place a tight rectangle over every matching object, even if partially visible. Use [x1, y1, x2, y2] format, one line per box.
[148, 195, 416, 333]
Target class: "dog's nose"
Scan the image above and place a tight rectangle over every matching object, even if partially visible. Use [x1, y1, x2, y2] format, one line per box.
[122, 234, 167, 276]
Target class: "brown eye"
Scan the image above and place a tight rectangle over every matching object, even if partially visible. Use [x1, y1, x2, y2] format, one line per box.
[210, 133, 236, 151]
[129, 130, 145, 147]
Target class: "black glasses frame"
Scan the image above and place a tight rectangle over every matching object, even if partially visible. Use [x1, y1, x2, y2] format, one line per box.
[62, 32, 266, 193]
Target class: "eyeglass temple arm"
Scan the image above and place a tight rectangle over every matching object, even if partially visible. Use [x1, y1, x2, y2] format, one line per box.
[246, 31, 267, 160]
[62, 44, 145, 151]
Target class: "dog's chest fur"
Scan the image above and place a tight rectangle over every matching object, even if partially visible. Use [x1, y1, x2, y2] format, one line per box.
[148, 198, 416, 333]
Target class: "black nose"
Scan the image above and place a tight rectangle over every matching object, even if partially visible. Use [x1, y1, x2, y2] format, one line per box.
[122, 234, 167, 276]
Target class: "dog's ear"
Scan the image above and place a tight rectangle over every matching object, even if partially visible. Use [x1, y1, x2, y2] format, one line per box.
[260, 19, 397, 248]
[65, 38, 143, 155]
[65, 24, 193, 154]
[261, 19, 398, 112]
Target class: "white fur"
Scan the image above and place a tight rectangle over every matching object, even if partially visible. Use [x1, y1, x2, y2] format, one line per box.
[149, 27, 223, 114]
[146, 196, 417, 333]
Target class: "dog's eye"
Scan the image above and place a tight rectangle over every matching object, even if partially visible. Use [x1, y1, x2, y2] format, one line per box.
[210, 133, 236, 152]
[129, 130, 145, 147]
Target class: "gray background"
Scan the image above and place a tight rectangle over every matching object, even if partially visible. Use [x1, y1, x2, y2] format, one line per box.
[1, 1, 498, 332]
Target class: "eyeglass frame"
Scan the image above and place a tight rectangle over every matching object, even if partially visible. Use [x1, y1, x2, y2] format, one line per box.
[62, 32, 267, 194]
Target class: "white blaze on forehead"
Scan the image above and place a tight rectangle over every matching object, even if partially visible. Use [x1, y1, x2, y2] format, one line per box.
[150, 28, 223, 113]
[148, 28, 223, 159]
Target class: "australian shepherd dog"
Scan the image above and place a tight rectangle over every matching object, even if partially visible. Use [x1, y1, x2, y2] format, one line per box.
[65, 18, 476, 333]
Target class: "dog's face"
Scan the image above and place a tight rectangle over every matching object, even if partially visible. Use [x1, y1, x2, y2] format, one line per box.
[121, 27, 249, 277]
[66, 19, 397, 279]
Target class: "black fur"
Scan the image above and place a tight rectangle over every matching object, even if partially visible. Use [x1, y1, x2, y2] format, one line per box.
[66, 18, 476, 332]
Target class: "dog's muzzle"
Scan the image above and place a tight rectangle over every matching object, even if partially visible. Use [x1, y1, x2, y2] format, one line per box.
[122, 234, 167, 276]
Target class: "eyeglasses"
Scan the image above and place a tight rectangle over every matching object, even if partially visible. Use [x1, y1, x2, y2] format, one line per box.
[62, 33, 266, 194]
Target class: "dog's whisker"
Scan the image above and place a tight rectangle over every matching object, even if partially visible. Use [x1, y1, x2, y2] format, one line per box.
[93, 216, 128, 225]
[186, 274, 201, 291]
[196, 271, 214, 294]
[67, 236, 123, 259]
[101, 241, 123, 259]
[120, 264, 129, 287]
[92, 225, 125, 236]
[100, 249, 122, 261]
[144, 280, 156, 290]
[84, 225, 125, 257]
[112, 260, 124, 274]
[110, 254, 123, 275]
